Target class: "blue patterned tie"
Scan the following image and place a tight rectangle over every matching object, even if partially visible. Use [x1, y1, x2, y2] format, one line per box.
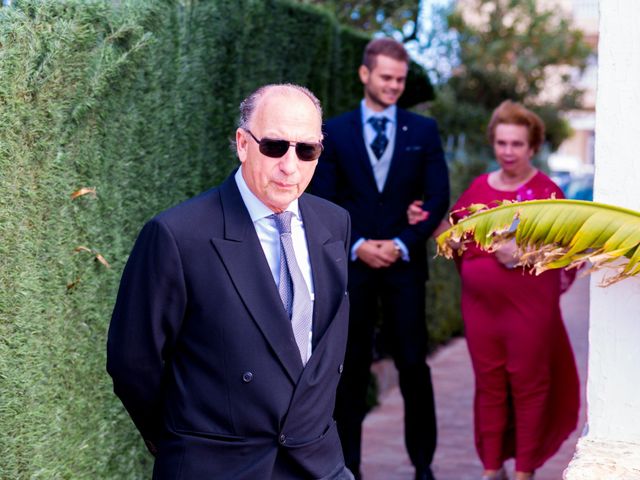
[368, 116, 389, 160]
[272, 212, 313, 365]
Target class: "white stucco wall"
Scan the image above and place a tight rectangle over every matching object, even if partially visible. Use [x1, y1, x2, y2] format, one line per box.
[589, 0, 640, 438]
[588, 275, 640, 442]
[565, 1, 640, 478]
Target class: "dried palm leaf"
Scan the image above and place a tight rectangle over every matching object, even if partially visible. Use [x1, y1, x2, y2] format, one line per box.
[70, 187, 97, 200]
[436, 199, 640, 286]
[74, 245, 111, 269]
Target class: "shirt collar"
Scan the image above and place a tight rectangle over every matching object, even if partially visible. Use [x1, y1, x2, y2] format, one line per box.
[234, 168, 300, 222]
[361, 99, 397, 125]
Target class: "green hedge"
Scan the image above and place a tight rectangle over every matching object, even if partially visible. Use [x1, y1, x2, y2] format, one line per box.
[0, 0, 438, 477]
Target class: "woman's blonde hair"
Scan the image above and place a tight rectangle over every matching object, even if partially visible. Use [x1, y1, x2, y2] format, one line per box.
[487, 100, 545, 153]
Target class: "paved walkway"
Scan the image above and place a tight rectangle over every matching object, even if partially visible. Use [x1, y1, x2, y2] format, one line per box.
[361, 274, 590, 480]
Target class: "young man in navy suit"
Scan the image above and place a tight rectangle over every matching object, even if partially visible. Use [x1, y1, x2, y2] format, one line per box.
[108, 84, 354, 479]
[310, 38, 450, 480]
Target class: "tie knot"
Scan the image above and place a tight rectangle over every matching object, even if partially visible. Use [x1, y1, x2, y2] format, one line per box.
[368, 116, 388, 134]
[271, 211, 293, 235]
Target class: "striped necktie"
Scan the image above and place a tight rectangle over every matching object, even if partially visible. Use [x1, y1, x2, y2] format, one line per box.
[368, 116, 389, 159]
[271, 211, 313, 365]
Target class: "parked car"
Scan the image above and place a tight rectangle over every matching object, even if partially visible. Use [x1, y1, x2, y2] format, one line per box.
[565, 173, 594, 201]
[550, 171, 594, 201]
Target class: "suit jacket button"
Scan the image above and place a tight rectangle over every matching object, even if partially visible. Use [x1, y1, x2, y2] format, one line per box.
[279, 434, 286, 445]
[338, 364, 344, 374]
[242, 372, 253, 383]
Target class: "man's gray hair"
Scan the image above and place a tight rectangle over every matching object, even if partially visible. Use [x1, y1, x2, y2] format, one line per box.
[237, 83, 323, 130]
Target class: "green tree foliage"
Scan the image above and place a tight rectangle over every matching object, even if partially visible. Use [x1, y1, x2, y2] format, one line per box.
[295, 0, 422, 40]
[291, 0, 435, 105]
[426, 0, 593, 157]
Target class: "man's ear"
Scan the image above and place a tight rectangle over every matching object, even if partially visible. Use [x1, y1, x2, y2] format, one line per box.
[358, 64, 370, 85]
[236, 128, 248, 163]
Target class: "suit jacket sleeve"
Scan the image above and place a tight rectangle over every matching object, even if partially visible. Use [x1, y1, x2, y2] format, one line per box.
[396, 117, 449, 250]
[107, 218, 186, 443]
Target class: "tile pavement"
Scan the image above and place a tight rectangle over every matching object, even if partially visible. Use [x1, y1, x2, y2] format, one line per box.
[360, 274, 590, 480]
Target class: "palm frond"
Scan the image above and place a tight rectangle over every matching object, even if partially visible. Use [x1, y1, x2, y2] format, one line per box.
[436, 199, 640, 286]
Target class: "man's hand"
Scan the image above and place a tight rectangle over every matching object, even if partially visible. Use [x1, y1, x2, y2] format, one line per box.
[407, 199, 430, 225]
[356, 239, 401, 268]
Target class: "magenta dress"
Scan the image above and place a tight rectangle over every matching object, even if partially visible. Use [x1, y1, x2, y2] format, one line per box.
[451, 172, 579, 472]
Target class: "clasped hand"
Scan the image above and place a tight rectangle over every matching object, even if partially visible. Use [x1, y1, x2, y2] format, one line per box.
[356, 239, 401, 268]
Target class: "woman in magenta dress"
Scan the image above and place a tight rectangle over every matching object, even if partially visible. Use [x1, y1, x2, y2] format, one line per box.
[410, 100, 579, 480]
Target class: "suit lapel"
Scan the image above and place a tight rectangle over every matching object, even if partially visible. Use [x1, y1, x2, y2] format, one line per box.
[348, 109, 379, 192]
[299, 196, 346, 346]
[383, 108, 409, 195]
[210, 178, 303, 383]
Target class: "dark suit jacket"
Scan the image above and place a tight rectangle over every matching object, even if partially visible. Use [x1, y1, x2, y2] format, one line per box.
[310, 107, 449, 285]
[107, 174, 351, 479]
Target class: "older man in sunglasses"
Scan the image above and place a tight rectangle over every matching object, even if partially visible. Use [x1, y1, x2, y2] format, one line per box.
[108, 84, 354, 479]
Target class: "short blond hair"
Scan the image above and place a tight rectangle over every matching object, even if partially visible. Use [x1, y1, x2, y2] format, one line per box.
[362, 37, 409, 70]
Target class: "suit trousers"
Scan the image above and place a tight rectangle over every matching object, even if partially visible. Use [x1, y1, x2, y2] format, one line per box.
[334, 266, 437, 474]
[320, 464, 356, 480]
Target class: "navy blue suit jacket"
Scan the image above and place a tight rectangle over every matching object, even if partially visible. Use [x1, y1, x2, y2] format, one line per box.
[310, 107, 449, 284]
[107, 174, 351, 479]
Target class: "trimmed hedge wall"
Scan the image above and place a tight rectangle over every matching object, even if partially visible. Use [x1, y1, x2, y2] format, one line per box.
[0, 0, 439, 477]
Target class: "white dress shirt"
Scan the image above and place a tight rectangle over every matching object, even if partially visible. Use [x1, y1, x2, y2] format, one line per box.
[234, 169, 314, 361]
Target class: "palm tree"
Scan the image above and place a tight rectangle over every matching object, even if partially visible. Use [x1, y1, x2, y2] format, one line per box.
[436, 199, 640, 286]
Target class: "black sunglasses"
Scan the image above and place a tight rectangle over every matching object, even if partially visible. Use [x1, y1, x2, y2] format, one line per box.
[244, 129, 323, 162]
